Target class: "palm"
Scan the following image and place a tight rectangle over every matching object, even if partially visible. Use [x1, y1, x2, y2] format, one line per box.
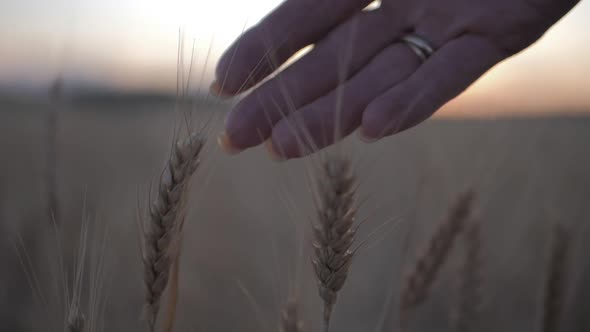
[214, 0, 579, 159]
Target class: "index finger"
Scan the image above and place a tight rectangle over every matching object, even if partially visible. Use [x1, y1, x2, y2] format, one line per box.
[213, 0, 374, 95]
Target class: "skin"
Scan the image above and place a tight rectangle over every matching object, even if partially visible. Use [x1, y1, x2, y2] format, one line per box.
[212, 0, 581, 160]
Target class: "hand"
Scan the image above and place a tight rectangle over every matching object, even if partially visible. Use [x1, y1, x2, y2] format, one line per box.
[213, 0, 580, 160]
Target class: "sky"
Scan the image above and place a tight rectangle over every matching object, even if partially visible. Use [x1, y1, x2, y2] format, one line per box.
[1, 0, 589, 114]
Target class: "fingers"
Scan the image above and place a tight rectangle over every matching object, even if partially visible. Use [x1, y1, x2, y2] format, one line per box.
[268, 43, 422, 159]
[214, 0, 374, 95]
[222, 10, 404, 151]
[361, 34, 506, 139]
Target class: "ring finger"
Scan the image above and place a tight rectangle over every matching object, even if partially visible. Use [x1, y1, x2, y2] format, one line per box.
[268, 25, 451, 159]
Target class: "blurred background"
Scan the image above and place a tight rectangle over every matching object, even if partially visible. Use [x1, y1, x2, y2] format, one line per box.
[0, 0, 589, 331]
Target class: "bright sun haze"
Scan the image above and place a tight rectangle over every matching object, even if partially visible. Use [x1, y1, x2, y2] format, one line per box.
[1, 0, 589, 114]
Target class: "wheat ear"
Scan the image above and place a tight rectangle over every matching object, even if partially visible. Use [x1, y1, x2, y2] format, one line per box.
[453, 220, 483, 332]
[66, 303, 85, 332]
[280, 299, 304, 332]
[142, 132, 204, 331]
[400, 191, 474, 328]
[312, 155, 358, 332]
[541, 224, 571, 332]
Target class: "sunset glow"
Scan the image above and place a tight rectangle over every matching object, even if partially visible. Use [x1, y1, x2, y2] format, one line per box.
[1, 0, 589, 114]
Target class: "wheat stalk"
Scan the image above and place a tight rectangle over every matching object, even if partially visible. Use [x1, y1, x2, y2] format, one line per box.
[311, 155, 358, 332]
[400, 191, 474, 329]
[453, 220, 483, 332]
[541, 224, 571, 332]
[141, 132, 204, 331]
[280, 299, 304, 332]
[47, 77, 62, 223]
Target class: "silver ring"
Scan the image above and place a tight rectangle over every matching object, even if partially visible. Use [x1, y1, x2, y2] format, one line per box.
[401, 33, 435, 62]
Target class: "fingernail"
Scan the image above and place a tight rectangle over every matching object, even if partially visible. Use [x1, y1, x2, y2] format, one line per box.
[210, 81, 234, 99]
[265, 139, 285, 162]
[217, 131, 241, 155]
[210, 81, 221, 95]
[357, 126, 379, 143]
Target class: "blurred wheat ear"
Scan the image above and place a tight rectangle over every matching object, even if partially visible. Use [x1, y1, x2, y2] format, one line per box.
[280, 298, 304, 332]
[141, 132, 204, 332]
[453, 219, 483, 332]
[541, 224, 572, 332]
[66, 303, 85, 332]
[400, 191, 475, 330]
[311, 155, 359, 332]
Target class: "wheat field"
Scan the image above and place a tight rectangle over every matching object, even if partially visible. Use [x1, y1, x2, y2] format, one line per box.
[0, 100, 589, 331]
